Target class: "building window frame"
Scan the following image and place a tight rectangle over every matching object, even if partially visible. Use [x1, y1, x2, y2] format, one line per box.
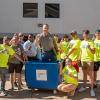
[45, 3, 60, 18]
[23, 3, 38, 18]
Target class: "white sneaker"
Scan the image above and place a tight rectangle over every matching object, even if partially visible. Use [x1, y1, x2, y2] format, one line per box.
[0, 91, 7, 96]
[90, 89, 95, 97]
[78, 87, 86, 92]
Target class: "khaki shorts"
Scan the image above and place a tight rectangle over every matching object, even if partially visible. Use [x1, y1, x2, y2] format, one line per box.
[81, 61, 94, 71]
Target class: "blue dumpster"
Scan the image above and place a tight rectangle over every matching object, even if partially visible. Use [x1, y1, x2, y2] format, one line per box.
[25, 61, 59, 90]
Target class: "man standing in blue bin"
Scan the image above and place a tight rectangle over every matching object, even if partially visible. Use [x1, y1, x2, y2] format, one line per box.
[37, 24, 58, 61]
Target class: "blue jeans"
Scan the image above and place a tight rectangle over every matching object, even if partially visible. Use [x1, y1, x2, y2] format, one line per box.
[0, 68, 8, 91]
[42, 50, 57, 62]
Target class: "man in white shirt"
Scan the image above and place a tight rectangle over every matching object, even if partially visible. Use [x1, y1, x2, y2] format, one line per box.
[23, 34, 37, 61]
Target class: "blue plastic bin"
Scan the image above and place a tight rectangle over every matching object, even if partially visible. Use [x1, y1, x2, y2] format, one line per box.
[25, 61, 59, 90]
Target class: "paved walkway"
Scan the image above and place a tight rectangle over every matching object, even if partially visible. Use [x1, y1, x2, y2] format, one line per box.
[0, 68, 100, 100]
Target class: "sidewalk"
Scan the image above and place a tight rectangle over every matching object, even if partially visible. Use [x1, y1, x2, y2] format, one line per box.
[0, 68, 100, 100]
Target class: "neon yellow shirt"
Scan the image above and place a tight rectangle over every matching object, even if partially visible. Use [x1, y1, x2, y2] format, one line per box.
[56, 43, 61, 60]
[94, 39, 100, 61]
[0, 44, 15, 68]
[69, 38, 81, 61]
[60, 41, 69, 59]
[62, 65, 78, 85]
[80, 40, 94, 61]
[57, 52, 61, 60]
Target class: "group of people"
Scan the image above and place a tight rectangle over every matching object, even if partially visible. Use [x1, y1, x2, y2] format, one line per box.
[0, 24, 99, 97]
[56, 29, 100, 97]
[0, 24, 58, 96]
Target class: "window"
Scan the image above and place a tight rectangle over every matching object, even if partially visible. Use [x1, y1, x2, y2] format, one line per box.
[45, 3, 60, 18]
[23, 3, 38, 18]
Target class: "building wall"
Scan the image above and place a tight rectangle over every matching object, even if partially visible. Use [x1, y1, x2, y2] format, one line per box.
[0, 0, 100, 35]
[18, 0, 63, 34]
[0, 0, 19, 33]
[63, 0, 100, 34]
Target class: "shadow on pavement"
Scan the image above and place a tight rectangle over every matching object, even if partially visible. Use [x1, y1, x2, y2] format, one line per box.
[0, 86, 100, 100]
[0, 89, 32, 99]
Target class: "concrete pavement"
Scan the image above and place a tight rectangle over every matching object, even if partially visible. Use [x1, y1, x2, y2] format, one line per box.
[0, 68, 100, 100]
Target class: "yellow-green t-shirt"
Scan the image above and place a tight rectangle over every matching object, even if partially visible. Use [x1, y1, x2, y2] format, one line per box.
[62, 65, 78, 85]
[56, 43, 61, 60]
[60, 41, 69, 59]
[0, 44, 15, 68]
[94, 39, 100, 61]
[80, 40, 94, 61]
[69, 38, 81, 61]
[57, 52, 61, 60]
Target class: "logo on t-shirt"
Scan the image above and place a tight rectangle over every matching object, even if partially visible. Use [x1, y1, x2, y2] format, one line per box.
[81, 42, 89, 48]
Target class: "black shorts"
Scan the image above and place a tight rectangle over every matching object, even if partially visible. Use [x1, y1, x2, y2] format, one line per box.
[94, 61, 100, 71]
[8, 63, 23, 73]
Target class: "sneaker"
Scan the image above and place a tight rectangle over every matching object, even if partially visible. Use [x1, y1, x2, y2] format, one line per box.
[14, 82, 18, 87]
[78, 87, 86, 92]
[0, 91, 8, 96]
[90, 89, 95, 97]
[18, 86, 23, 90]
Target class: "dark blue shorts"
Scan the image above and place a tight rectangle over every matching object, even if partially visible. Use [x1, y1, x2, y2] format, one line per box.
[42, 50, 57, 62]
